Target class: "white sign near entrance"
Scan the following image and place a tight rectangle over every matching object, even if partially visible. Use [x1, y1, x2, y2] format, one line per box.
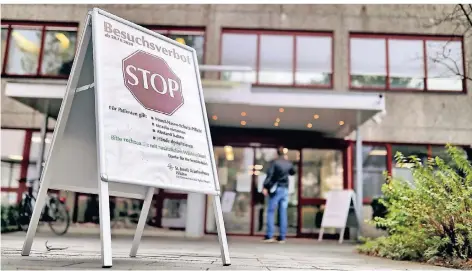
[95, 15, 217, 194]
[21, 8, 230, 268]
[318, 189, 360, 244]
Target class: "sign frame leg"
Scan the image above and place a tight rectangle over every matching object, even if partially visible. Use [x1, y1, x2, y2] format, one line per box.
[338, 227, 346, 244]
[317, 228, 324, 242]
[212, 195, 231, 266]
[130, 187, 155, 258]
[21, 180, 49, 256]
[98, 180, 113, 268]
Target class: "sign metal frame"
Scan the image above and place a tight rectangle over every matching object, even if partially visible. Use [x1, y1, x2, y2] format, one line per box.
[21, 8, 231, 268]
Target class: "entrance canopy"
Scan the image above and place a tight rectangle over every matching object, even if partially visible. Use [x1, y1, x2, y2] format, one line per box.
[4, 73, 385, 138]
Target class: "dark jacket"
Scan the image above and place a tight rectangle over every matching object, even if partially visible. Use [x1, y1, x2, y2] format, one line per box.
[263, 157, 296, 193]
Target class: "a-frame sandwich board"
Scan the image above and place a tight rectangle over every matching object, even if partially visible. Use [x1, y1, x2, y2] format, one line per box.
[318, 189, 360, 244]
[21, 8, 231, 268]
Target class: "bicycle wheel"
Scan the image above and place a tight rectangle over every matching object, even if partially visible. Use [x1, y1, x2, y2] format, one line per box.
[48, 199, 70, 236]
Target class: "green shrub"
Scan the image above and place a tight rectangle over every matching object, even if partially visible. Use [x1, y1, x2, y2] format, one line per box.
[1, 204, 20, 233]
[358, 145, 472, 268]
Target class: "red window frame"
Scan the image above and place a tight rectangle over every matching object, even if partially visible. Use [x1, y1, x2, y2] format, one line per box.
[144, 25, 206, 64]
[348, 33, 467, 94]
[1, 20, 79, 79]
[220, 29, 334, 89]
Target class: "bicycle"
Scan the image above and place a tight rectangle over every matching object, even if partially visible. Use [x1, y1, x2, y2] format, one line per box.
[17, 178, 70, 236]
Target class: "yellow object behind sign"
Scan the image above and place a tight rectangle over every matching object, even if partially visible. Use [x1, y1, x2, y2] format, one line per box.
[175, 37, 186, 45]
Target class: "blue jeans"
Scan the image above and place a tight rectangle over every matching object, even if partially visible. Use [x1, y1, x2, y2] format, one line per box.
[266, 186, 289, 240]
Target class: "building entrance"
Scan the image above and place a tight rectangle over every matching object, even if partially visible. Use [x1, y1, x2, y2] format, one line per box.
[205, 144, 346, 237]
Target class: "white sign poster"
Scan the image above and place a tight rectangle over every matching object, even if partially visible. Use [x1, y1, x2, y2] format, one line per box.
[318, 189, 359, 243]
[257, 173, 266, 193]
[218, 167, 228, 186]
[221, 191, 236, 213]
[236, 173, 251, 192]
[288, 176, 296, 194]
[93, 14, 217, 194]
[321, 190, 357, 228]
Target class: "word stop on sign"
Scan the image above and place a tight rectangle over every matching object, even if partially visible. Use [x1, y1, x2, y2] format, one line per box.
[122, 50, 184, 116]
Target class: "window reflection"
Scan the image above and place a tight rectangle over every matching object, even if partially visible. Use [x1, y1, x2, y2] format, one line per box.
[161, 198, 187, 228]
[1, 28, 8, 70]
[296, 36, 332, 86]
[350, 38, 387, 88]
[259, 35, 293, 85]
[168, 33, 204, 64]
[41, 29, 77, 76]
[426, 40, 463, 91]
[391, 145, 428, 185]
[353, 145, 387, 199]
[221, 33, 257, 83]
[302, 149, 343, 199]
[206, 147, 253, 234]
[388, 39, 424, 90]
[1, 162, 21, 188]
[350, 35, 464, 92]
[1, 129, 26, 190]
[6, 28, 42, 75]
[27, 132, 53, 180]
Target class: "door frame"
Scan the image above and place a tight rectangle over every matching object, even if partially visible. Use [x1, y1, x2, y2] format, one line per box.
[203, 126, 350, 238]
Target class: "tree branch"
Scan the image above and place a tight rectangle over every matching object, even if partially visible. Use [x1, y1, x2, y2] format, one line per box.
[459, 4, 472, 27]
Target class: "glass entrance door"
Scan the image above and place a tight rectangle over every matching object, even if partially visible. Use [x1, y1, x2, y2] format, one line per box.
[206, 146, 254, 234]
[299, 149, 344, 236]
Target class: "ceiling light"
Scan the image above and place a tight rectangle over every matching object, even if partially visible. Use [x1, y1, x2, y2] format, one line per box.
[241, 112, 247, 117]
[279, 108, 284, 113]
[313, 114, 319, 119]
[307, 123, 313, 128]
[212, 115, 218, 120]
[241, 120, 247, 126]
[276, 118, 280, 122]
[339, 121, 345, 126]
[274, 122, 279, 127]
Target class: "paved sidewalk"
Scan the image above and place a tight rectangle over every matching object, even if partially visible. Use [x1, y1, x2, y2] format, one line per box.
[1, 231, 454, 270]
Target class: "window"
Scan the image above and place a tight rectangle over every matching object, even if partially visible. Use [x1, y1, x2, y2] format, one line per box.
[149, 27, 205, 64]
[301, 149, 343, 199]
[391, 145, 428, 185]
[1, 26, 8, 70]
[27, 132, 53, 180]
[1, 21, 78, 78]
[221, 33, 257, 83]
[221, 29, 333, 88]
[353, 145, 387, 200]
[349, 34, 465, 92]
[1, 129, 26, 189]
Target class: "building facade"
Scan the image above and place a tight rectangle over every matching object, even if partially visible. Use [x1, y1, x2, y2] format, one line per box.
[1, 4, 471, 238]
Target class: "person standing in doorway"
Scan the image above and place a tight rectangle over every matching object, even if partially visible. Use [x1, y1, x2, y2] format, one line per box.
[262, 146, 295, 243]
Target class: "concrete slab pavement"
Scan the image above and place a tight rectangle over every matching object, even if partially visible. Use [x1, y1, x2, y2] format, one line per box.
[1, 231, 455, 270]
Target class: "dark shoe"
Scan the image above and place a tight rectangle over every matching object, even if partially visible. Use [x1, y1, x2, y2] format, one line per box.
[262, 236, 276, 243]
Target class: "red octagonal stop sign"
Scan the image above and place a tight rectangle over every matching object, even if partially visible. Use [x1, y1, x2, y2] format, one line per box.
[122, 50, 184, 116]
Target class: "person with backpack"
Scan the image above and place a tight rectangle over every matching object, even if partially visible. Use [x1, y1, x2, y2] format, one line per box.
[262, 146, 296, 243]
